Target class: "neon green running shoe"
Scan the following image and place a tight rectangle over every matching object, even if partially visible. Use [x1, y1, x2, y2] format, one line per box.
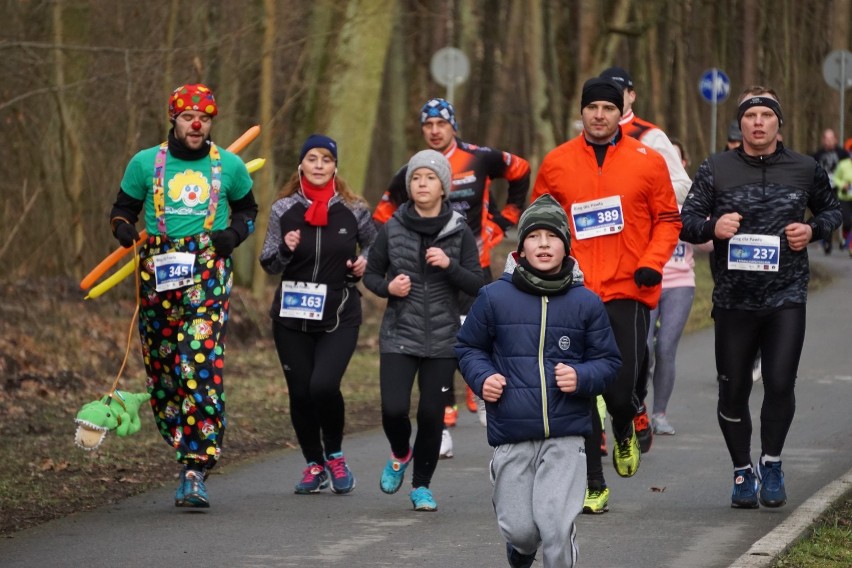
[613, 427, 641, 478]
[583, 485, 610, 514]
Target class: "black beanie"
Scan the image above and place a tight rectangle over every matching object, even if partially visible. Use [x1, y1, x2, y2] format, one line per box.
[580, 78, 624, 115]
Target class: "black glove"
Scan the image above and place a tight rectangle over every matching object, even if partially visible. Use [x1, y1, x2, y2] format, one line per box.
[634, 267, 663, 288]
[114, 221, 140, 248]
[211, 228, 239, 257]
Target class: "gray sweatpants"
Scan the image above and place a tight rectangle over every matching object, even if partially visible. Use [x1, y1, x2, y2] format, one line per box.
[491, 436, 586, 567]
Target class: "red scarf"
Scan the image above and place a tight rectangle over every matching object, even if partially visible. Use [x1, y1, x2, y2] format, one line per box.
[301, 176, 335, 226]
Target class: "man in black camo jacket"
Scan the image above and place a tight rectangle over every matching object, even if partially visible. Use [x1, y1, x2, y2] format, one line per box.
[680, 86, 841, 511]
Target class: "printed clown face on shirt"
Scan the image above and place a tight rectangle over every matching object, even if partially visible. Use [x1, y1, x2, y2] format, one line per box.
[168, 169, 211, 209]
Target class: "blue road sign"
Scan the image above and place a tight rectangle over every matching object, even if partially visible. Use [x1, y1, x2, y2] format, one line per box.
[699, 68, 731, 103]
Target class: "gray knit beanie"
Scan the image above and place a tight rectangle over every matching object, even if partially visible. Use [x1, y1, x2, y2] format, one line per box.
[517, 194, 571, 253]
[405, 149, 452, 198]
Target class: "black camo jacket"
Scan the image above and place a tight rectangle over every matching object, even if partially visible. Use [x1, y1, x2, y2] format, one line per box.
[680, 144, 841, 310]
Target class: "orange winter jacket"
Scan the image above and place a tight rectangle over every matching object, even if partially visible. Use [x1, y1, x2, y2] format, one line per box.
[532, 131, 681, 309]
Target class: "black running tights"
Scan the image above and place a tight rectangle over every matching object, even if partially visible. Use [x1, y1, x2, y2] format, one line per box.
[381, 353, 456, 489]
[714, 304, 805, 468]
[272, 323, 359, 465]
[586, 299, 650, 484]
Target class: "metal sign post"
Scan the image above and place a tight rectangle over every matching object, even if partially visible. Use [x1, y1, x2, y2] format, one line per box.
[430, 47, 470, 103]
[822, 49, 852, 141]
[699, 68, 731, 154]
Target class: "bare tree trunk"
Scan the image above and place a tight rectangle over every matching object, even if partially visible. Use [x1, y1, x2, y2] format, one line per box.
[162, 0, 180, 139]
[742, 0, 757, 85]
[672, 1, 689, 156]
[325, 0, 397, 192]
[527, 0, 556, 168]
[297, 0, 338, 146]
[644, 3, 664, 128]
[50, 1, 88, 276]
[543, 0, 567, 142]
[251, 0, 277, 298]
[365, 8, 407, 205]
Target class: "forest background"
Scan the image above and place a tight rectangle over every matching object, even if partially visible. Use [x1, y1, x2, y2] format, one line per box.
[1, 0, 851, 290]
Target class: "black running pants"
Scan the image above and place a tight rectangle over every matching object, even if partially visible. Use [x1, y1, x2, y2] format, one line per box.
[381, 353, 456, 488]
[272, 323, 359, 465]
[714, 304, 805, 468]
[585, 299, 649, 483]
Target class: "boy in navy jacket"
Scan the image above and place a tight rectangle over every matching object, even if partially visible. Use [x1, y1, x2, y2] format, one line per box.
[456, 194, 620, 568]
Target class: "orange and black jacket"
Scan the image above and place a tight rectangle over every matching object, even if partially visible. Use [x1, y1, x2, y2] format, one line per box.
[373, 138, 530, 268]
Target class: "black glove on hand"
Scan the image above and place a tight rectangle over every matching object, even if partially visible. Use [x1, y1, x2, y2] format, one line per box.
[114, 222, 140, 248]
[211, 228, 239, 257]
[634, 267, 663, 288]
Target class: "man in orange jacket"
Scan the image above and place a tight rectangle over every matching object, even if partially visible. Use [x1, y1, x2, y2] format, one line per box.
[598, 66, 693, 454]
[532, 77, 681, 514]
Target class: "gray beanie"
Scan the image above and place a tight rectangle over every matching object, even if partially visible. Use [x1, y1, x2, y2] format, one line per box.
[405, 149, 452, 197]
[517, 194, 571, 253]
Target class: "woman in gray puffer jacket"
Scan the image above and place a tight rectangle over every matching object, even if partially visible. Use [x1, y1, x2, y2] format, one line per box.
[364, 150, 482, 512]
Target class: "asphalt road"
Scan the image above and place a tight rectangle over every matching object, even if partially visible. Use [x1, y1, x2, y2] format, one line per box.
[1, 247, 850, 568]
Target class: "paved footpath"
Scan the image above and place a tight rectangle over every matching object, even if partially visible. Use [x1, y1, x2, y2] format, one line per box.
[2, 247, 850, 568]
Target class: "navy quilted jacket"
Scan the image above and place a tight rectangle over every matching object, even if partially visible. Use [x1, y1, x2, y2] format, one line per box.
[455, 267, 621, 447]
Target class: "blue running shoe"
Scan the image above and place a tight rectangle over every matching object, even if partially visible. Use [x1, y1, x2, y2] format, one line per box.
[326, 452, 356, 494]
[410, 486, 437, 511]
[380, 450, 411, 494]
[731, 466, 759, 509]
[505, 542, 536, 568]
[174, 468, 187, 507]
[758, 460, 787, 508]
[181, 470, 210, 508]
[295, 462, 329, 494]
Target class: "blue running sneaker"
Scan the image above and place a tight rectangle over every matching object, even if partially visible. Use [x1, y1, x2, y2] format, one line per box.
[181, 470, 210, 508]
[326, 452, 356, 494]
[410, 486, 437, 511]
[174, 468, 187, 507]
[295, 462, 329, 494]
[505, 542, 537, 568]
[731, 466, 759, 509]
[758, 460, 787, 508]
[380, 450, 411, 494]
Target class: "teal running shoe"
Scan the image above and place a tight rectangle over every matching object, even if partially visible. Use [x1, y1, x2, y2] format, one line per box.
[181, 470, 210, 508]
[410, 486, 437, 511]
[380, 450, 411, 494]
[174, 468, 187, 507]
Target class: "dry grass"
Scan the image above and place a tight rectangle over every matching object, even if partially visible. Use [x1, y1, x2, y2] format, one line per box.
[0, 278, 384, 536]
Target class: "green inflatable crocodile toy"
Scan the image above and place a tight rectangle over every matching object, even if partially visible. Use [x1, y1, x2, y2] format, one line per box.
[74, 390, 151, 450]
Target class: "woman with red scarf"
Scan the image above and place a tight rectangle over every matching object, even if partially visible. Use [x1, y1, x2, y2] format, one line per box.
[259, 134, 377, 495]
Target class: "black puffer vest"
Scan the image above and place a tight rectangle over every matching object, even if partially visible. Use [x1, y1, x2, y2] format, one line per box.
[380, 204, 468, 357]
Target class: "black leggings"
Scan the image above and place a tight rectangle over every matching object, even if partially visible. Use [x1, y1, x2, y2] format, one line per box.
[586, 299, 650, 484]
[714, 304, 805, 468]
[272, 323, 359, 465]
[381, 353, 456, 488]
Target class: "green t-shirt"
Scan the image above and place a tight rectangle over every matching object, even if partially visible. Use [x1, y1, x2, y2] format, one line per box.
[120, 144, 253, 237]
